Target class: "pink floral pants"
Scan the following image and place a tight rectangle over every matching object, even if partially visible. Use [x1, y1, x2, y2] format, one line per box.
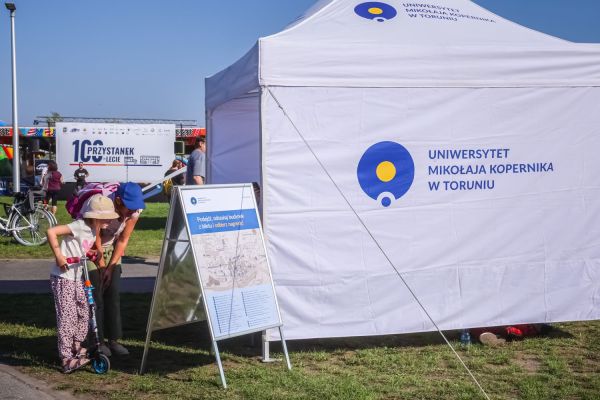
[50, 276, 89, 360]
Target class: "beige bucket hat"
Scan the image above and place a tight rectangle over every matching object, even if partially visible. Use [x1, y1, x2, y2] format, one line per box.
[82, 194, 119, 219]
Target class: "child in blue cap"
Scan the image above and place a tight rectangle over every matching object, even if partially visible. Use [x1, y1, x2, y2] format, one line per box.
[87, 182, 146, 357]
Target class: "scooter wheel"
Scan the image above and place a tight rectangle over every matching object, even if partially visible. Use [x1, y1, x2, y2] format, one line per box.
[91, 354, 110, 374]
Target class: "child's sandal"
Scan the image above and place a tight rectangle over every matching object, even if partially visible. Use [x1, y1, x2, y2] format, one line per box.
[74, 346, 88, 359]
[62, 357, 90, 374]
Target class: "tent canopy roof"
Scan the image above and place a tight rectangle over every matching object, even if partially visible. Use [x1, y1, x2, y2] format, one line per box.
[206, 0, 600, 109]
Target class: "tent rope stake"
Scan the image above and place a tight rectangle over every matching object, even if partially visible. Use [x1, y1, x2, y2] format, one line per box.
[266, 87, 491, 400]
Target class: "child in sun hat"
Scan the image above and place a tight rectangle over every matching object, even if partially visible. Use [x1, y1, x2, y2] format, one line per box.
[46, 194, 118, 373]
[87, 182, 146, 357]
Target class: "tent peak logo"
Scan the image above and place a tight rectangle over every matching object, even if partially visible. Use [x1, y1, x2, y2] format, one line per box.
[357, 141, 414, 207]
[354, 2, 397, 22]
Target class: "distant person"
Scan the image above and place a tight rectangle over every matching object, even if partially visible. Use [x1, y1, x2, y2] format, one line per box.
[35, 158, 49, 187]
[163, 160, 184, 200]
[165, 159, 185, 186]
[186, 137, 206, 185]
[73, 162, 89, 194]
[42, 161, 64, 215]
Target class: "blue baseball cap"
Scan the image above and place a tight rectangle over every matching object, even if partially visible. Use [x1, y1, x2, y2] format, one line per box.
[116, 182, 146, 210]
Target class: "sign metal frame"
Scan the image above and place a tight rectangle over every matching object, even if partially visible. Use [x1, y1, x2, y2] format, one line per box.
[140, 184, 291, 388]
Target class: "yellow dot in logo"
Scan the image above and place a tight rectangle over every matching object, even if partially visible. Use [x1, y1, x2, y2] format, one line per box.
[368, 7, 383, 15]
[376, 161, 396, 182]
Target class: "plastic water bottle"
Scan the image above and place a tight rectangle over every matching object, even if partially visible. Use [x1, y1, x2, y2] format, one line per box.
[460, 329, 471, 347]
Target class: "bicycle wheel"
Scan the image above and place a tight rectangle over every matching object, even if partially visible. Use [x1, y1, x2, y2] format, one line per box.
[38, 205, 58, 226]
[10, 207, 55, 246]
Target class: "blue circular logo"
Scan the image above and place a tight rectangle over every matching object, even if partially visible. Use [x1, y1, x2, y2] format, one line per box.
[191, 197, 197, 205]
[354, 2, 397, 22]
[357, 141, 414, 207]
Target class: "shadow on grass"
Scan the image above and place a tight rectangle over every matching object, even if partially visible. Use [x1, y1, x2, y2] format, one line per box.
[0, 293, 214, 375]
[537, 326, 573, 340]
[280, 325, 574, 354]
[0, 293, 154, 332]
[134, 217, 167, 231]
[0, 293, 575, 377]
[0, 334, 217, 376]
[0, 294, 57, 328]
[130, 344, 215, 375]
[0, 334, 58, 368]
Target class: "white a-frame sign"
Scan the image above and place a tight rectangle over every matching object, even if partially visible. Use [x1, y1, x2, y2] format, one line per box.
[140, 184, 291, 388]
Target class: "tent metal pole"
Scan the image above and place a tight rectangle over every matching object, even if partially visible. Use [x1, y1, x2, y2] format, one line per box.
[258, 87, 264, 218]
[205, 109, 212, 184]
[261, 330, 275, 362]
[258, 86, 272, 363]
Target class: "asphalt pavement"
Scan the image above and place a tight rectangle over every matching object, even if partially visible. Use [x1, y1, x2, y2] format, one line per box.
[0, 257, 158, 294]
[0, 363, 79, 400]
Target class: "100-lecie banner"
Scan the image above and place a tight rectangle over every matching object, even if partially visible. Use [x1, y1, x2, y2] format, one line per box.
[56, 123, 175, 183]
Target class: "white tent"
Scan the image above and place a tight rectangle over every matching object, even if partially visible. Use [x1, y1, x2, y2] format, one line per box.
[205, 0, 600, 341]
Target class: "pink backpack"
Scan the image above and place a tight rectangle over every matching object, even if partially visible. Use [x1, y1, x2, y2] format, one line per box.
[66, 182, 119, 219]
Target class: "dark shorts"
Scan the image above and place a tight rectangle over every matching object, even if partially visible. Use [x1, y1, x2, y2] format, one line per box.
[45, 190, 59, 206]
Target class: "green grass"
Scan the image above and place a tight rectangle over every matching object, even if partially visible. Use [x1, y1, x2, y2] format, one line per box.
[0, 293, 599, 399]
[0, 196, 167, 259]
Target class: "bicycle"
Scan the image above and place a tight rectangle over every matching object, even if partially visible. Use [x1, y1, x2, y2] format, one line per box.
[28, 187, 59, 226]
[0, 190, 56, 246]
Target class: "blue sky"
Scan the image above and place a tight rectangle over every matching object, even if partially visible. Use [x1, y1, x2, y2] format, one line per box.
[0, 0, 599, 127]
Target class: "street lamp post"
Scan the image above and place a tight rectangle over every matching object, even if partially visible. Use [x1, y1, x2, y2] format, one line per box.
[5, 2, 19, 193]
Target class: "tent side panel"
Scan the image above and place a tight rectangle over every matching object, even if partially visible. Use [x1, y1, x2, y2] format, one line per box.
[208, 94, 260, 185]
[205, 43, 259, 110]
[262, 85, 600, 341]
